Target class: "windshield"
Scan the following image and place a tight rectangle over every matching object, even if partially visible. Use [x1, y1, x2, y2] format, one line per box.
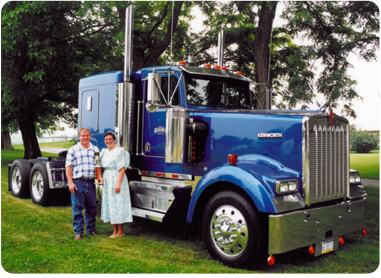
[184, 73, 252, 109]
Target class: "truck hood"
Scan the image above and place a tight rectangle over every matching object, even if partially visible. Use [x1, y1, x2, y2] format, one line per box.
[189, 109, 343, 176]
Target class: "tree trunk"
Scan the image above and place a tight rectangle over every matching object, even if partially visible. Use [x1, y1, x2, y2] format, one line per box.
[1, 130, 14, 150]
[253, 1, 278, 109]
[18, 115, 42, 159]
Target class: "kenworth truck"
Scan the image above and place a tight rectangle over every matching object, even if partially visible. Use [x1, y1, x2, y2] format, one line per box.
[8, 6, 367, 268]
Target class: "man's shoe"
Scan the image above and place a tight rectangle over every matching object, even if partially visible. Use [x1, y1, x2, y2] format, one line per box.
[89, 231, 100, 236]
[75, 234, 83, 240]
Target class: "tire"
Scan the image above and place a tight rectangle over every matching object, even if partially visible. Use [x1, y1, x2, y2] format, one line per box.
[29, 162, 52, 206]
[201, 191, 261, 268]
[28, 159, 42, 166]
[10, 159, 31, 198]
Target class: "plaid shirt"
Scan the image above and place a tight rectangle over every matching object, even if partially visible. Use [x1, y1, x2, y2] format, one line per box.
[65, 143, 99, 179]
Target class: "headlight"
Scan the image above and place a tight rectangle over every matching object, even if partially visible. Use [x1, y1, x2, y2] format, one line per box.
[276, 179, 298, 194]
[350, 172, 361, 184]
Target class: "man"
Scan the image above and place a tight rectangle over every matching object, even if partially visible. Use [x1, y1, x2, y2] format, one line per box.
[65, 127, 100, 240]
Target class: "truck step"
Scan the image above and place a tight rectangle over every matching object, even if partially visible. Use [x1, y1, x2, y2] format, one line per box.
[132, 207, 165, 222]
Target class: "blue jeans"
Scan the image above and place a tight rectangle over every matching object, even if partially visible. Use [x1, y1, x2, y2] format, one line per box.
[71, 180, 97, 235]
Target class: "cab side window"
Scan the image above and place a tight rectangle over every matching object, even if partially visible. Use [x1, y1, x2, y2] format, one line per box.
[158, 76, 179, 106]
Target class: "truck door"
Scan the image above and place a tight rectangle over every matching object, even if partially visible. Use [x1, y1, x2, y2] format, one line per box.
[143, 75, 180, 157]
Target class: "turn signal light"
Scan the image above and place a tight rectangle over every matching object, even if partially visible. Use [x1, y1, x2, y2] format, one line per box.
[339, 237, 344, 245]
[308, 245, 315, 255]
[228, 154, 238, 165]
[362, 229, 367, 236]
[267, 255, 275, 266]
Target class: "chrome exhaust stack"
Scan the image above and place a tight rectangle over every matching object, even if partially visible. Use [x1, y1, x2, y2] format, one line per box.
[124, 5, 134, 82]
[117, 5, 135, 153]
[217, 30, 224, 67]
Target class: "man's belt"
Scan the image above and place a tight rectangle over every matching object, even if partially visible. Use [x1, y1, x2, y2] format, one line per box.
[73, 177, 94, 182]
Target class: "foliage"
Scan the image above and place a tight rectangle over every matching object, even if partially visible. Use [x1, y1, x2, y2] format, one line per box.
[279, 1, 379, 116]
[190, 1, 379, 111]
[352, 131, 379, 153]
[1, 1, 116, 157]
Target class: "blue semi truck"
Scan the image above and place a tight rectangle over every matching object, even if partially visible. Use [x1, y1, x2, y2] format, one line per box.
[8, 6, 367, 268]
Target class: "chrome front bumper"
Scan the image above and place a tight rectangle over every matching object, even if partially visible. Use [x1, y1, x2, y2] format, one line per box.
[268, 198, 366, 255]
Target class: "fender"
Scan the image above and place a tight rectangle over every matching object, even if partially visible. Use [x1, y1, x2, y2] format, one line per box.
[186, 154, 301, 223]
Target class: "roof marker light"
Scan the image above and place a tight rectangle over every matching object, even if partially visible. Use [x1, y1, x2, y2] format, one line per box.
[237, 71, 243, 75]
[214, 65, 221, 69]
[179, 61, 186, 66]
[204, 63, 211, 68]
[228, 154, 238, 165]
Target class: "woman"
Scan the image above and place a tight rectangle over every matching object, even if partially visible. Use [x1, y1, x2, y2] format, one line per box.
[100, 131, 132, 237]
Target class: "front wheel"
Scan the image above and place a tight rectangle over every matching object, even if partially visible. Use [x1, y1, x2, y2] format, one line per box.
[201, 191, 261, 268]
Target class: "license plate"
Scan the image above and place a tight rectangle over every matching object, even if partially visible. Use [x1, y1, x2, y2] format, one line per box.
[321, 240, 334, 254]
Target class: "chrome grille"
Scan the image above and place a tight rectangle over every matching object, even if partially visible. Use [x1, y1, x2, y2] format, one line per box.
[305, 121, 349, 204]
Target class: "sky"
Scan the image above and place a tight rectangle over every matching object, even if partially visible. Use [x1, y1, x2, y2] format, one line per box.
[10, 2, 380, 144]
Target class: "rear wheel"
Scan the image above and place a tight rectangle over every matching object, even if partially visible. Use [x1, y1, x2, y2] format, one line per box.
[201, 191, 261, 268]
[10, 159, 31, 198]
[30, 162, 52, 206]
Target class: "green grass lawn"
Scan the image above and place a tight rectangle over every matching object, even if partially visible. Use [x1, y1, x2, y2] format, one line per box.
[1, 146, 379, 273]
[350, 150, 379, 179]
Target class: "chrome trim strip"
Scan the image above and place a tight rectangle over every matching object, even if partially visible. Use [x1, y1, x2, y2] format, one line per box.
[302, 116, 310, 204]
[323, 125, 327, 199]
[346, 124, 350, 197]
[136, 101, 143, 155]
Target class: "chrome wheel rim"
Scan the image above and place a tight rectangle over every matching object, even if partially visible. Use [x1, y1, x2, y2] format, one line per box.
[210, 205, 248, 257]
[31, 171, 44, 202]
[11, 167, 22, 194]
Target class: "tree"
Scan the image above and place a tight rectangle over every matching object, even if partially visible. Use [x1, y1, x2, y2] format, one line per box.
[1, 130, 13, 150]
[2, 2, 106, 158]
[1, 1, 194, 158]
[352, 131, 379, 153]
[193, 1, 379, 112]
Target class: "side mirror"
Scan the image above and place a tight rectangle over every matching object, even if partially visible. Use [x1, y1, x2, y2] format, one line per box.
[146, 72, 162, 112]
